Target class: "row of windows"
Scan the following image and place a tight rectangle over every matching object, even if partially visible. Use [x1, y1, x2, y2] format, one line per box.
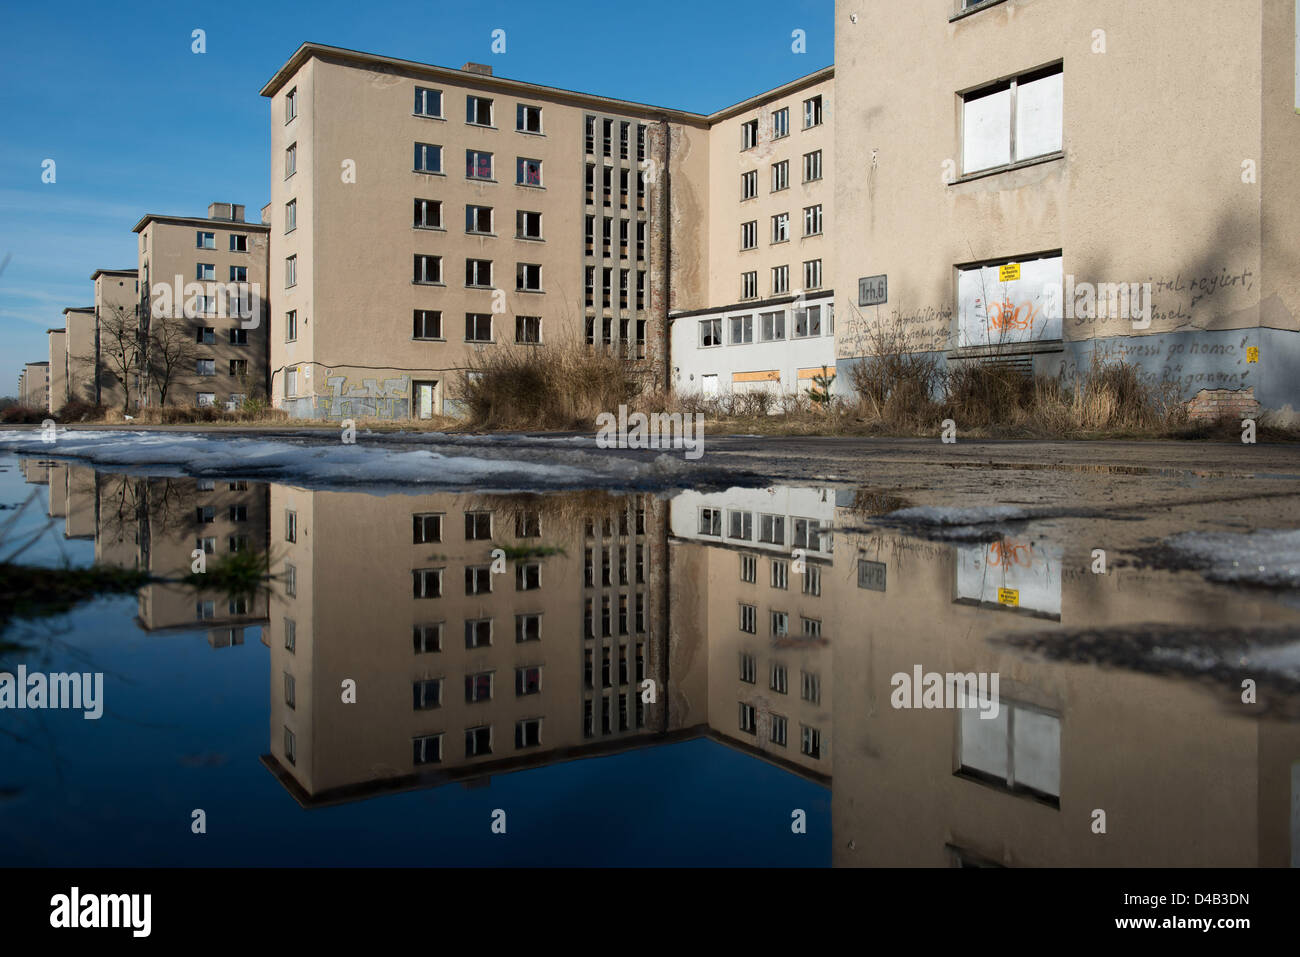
[584, 317, 648, 355]
[412, 563, 543, 598]
[735, 260, 822, 301]
[584, 593, 649, 638]
[740, 657, 822, 703]
[740, 151, 823, 200]
[703, 512, 829, 549]
[193, 327, 250, 345]
[738, 703, 823, 757]
[584, 643, 647, 689]
[584, 116, 647, 161]
[740, 95, 824, 151]
[193, 263, 251, 281]
[194, 230, 249, 252]
[195, 505, 249, 523]
[736, 560, 823, 596]
[585, 215, 646, 262]
[408, 254, 543, 292]
[195, 597, 252, 619]
[584, 511, 648, 539]
[583, 692, 647, 737]
[410, 143, 544, 185]
[405, 510, 541, 544]
[740, 205, 823, 248]
[412, 200, 545, 240]
[583, 266, 647, 311]
[409, 667, 543, 711]
[189, 358, 249, 377]
[583, 545, 647, 587]
[739, 604, 822, 639]
[407, 719, 546, 766]
[698, 302, 832, 348]
[584, 163, 648, 210]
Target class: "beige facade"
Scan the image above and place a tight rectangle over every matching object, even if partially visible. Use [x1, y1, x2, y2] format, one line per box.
[21, 361, 48, 409]
[832, 0, 1300, 415]
[134, 203, 270, 409]
[261, 487, 671, 803]
[259, 45, 721, 419]
[46, 328, 66, 413]
[88, 269, 139, 409]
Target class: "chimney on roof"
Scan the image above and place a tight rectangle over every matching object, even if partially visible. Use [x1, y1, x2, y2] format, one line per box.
[207, 202, 246, 222]
[462, 62, 492, 76]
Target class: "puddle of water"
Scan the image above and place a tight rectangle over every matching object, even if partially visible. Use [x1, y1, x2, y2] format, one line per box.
[2, 454, 1299, 867]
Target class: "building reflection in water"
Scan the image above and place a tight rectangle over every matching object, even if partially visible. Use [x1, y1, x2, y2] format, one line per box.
[26, 460, 1300, 866]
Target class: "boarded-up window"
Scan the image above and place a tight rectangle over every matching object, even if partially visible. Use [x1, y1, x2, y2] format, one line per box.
[962, 64, 1062, 174]
[956, 254, 1063, 348]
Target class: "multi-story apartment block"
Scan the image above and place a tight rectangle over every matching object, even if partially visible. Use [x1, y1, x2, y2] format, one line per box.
[259, 44, 716, 420]
[670, 70, 837, 400]
[46, 327, 66, 414]
[133, 202, 270, 409]
[57, 305, 96, 408]
[89, 269, 139, 409]
[21, 361, 49, 409]
[832, 0, 1300, 418]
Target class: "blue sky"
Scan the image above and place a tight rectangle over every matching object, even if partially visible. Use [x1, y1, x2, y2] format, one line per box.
[0, 0, 834, 397]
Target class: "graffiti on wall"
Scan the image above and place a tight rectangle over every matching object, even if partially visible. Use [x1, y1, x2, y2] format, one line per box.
[317, 374, 411, 419]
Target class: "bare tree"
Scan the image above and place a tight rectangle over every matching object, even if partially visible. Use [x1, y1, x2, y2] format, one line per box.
[93, 302, 142, 414]
[148, 310, 202, 407]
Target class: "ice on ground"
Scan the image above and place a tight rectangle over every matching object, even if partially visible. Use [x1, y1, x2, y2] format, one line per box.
[1162, 529, 1300, 587]
[885, 505, 1030, 526]
[0, 429, 723, 493]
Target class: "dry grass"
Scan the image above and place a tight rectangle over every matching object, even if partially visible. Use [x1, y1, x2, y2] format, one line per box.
[459, 339, 647, 430]
[101, 404, 292, 426]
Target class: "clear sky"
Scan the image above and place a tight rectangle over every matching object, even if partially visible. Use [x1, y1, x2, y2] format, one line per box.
[0, 0, 834, 398]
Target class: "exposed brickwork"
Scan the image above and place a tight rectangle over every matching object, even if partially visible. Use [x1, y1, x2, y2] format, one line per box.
[1186, 387, 1261, 422]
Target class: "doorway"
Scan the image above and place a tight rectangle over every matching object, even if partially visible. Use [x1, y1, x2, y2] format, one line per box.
[413, 380, 439, 419]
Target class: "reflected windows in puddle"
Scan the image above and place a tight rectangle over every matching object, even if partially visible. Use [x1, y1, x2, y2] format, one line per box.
[584, 548, 594, 587]
[601, 697, 612, 734]
[771, 714, 788, 746]
[601, 596, 611, 637]
[413, 734, 442, 766]
[770, 611, 789, 636]
[196, 536, 216, 554]
[515, 562, 541, 591]
[465, 511, 492, 540]
[770, 663, 788, 694]
[229, 596, 249, 615]
[635, 545, 645, 583]
[800, 725, 821, 759]
[619, 693, 629, 731]
[197, 479, 215, 491]
[465, 619, 492, 649]
[230, 505, 248, 522]
[618, 595, 628, 635]
[465, 726, 492, 758]
[634, 593, 646, 632]
[583, 518, 594, 539]
[601, 549, 611, 586]
[583, 699, 594, 738]
[618, 646, 629, 685]
[466, 672, 493, 703]
[515, 614, 540, 643]
[229, 480, 248, 491]
[958, 701, 1061, 804]
[801, 670, 820, 704]
[515, 718, 542, 749]
[466, 565, 492, 595]
[285, 564, 297, 598]
[515, 512, 541, 538]
[413, 623, 442, 654]
[802, 565, 821, 596]
[413, 567, 443, 599]
[516, 666, 541, 696]
[284, 618, 296, 653]
[800, 617, 821, 639]
[759, 513, 784, 545]
[740, 554, 757, 583]
[413, 512, 442, 544]
[229, 534, 249, 552]
[583, 649, 593, 689]
[618, 510, 630, 536]
[196, 506, 215, 524]
[729, 509, 753, 541]
[739, 703, 757, 735]
[601, 647, 611, 687]
[635, 643, 645, 683]
[739, 603, 757, 634]
[636, 507, 646, 535]
[284, 672, 296, 710]
[283, 728, 296, 766]
[791, 518, 826, 551]
[584, 599, 594, 638]
[196, 600, 215, 620]
[618, 546, 629, 586]
[698, 507, 723, 537]
[770, 559, 789, 590]
[740, 652, 756, 683]
[413, 679, 442, 711]
[285, 509, 297, 543]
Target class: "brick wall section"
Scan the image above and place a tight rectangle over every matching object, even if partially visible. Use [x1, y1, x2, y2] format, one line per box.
[1186, 388, 1262, 422]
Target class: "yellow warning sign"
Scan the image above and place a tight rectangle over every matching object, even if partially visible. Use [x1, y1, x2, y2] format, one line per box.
[998, 262, 1021, 282]
[997, 587, 1020, 607]
[1247, 346, 1259, 363]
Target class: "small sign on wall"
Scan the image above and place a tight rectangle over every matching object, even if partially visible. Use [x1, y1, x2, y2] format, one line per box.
[998, 262, 1021, 282]
[858, 274, 887, 307]
[1247, 346, 1259, 363]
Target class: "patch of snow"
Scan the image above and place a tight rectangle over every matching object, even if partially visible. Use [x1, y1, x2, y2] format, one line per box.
[1164, 529, 1300, 587]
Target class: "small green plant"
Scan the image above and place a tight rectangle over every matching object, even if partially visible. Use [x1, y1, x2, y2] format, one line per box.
[806, 366, 836, 409]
